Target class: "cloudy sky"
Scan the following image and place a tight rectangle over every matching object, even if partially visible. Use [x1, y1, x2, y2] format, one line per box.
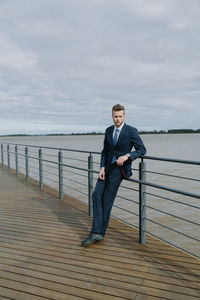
[0, 0, 200, 135]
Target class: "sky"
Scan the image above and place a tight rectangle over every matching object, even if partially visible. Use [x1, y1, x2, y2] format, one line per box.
[0, 0, 200, 135]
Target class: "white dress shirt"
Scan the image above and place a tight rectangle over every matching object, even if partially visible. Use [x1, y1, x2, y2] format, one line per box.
[113, 122, 124, 142]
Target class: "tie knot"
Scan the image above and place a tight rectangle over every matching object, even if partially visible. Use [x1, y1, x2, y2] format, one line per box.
[115, 128, 119, 133]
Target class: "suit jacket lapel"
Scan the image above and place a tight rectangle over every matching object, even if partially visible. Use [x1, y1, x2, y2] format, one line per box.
[107, 125, 115, 147]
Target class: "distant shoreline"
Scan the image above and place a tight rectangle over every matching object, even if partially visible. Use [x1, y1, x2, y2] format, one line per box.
[0, 129, 200, 137]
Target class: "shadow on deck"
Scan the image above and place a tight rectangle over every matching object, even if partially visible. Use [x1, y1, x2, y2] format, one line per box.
[0, 168, 199, 300]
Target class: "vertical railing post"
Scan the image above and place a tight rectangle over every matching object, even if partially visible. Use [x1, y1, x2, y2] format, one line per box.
[15, 145, 18, 175]
[58, 150, 63, 199]
[139, 159, 146, 244]
[1, 144, 4, 168]
[25, 146, 29, 181]
[7, 144, 10, 171]
[88, 154, 94, 216]
[39, 148, 43, 189]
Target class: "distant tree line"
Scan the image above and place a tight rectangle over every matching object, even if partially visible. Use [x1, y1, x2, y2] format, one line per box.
[48, 129, 200, 135]
[1, 129, 200, 137]
[139, 129, 200, 134]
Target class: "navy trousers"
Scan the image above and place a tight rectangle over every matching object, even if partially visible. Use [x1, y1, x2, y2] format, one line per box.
[91, 165, 123, 235]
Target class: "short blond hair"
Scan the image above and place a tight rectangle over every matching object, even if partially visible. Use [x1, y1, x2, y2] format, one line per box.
[112, 104, 125, 113]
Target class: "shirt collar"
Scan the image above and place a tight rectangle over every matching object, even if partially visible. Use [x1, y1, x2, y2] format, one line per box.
[114, 122, 124, 132]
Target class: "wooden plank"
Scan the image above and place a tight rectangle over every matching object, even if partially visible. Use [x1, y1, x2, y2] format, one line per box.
[0, 266, 199, 300]
[143, 279, 200, 297]
[0, 216, 198, 263]
[0, 220, 192, 259]
[0, 245, 198, 299]
[0, 248, 199, 293]
[0, 278, 97, 300]
[0, 232, 199, 277]
[0, 233, 196, 271]
[0, 246, 150, 273]
[135, 296, 163, 300]
[0, 270, 137, 300]
[0, 251, 199, 290]
[0, 168, 200, 300]
[149, 266, 200, 282]
[0, 286, 48, 300]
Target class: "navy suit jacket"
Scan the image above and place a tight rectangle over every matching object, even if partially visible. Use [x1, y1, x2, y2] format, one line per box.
[100, 123, 146, 179]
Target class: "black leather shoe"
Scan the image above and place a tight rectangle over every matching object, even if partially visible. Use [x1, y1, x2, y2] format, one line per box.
[81, 233, 104, 247]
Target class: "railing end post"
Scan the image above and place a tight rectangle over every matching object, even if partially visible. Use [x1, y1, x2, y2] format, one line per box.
[25, 146, 29, 181]
[58, 150, 63, 200]
[15, 145, 18, 176]
[139, 161, 146, 244]
[39, 148, 43, 189]
[88, 154, 94, 216]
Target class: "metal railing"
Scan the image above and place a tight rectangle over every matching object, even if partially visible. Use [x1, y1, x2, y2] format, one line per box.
[1, 142, 200, 258]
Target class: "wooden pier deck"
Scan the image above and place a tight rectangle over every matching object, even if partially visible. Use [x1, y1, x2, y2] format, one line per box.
[0, 167, 199, 300]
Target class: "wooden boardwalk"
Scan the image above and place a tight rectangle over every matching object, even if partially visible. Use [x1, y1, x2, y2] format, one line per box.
[0, 168, 199, 300]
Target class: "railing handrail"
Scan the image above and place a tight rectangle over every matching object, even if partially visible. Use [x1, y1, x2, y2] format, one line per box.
[128, 178, 200, 200]
[0, 142, 101, 155]
[143, 155, 200, 165]
[3, 145, 200, 200]
[6, 146, 200, 184]
[1, 141, 200, 166]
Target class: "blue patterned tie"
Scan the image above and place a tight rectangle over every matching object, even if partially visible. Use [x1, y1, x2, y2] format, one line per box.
[112, 128, 119, 164]
[113, 128, 119, 146]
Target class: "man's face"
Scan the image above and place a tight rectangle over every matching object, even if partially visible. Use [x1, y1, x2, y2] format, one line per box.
[112, 110, 125, 128]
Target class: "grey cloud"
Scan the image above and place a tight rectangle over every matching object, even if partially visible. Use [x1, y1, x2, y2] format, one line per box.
[0, 0, 200, 134]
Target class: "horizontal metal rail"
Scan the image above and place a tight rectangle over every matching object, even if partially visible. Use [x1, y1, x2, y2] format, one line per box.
[113, 204, 139, 217]
[146, 205, 200, 226]
[145, 217, 200, 243]
[113, 215, 139, 230]
[145, 191, 200, 209]
[4, 142, 200, 164]
[117, 195, 138, 205]
[145, 230, 199, 259]
[128, 178, 200, 199]
[62, 175, 87, 188]
[145, 169, 200, 182]
[1, 142, 101, 154]
[143, 155, 200, 165]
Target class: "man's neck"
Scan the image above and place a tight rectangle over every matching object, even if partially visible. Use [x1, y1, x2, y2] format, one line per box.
[115, 122, 124, 131]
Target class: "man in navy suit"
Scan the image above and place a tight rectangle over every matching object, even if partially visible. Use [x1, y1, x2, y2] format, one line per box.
[81, 104, 146, 246]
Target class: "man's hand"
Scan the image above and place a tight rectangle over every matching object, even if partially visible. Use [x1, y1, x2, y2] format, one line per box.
[99, 167, 105, 180]
[116, 155, 129, 166]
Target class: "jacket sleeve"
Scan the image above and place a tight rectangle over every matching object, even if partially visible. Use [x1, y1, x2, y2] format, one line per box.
[130, 128, 146, 161]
